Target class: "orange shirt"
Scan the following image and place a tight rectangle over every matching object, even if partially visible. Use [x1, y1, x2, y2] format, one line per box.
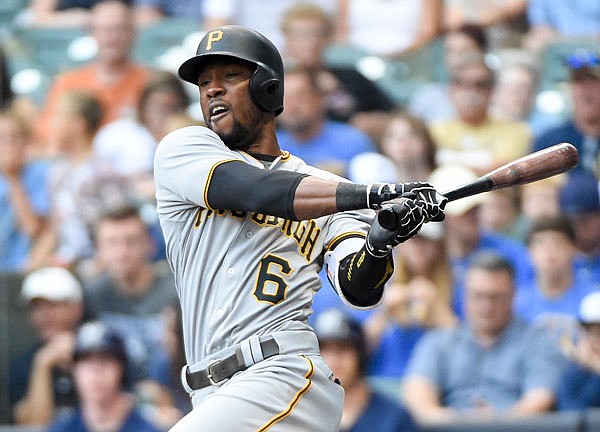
[38, 63, 151, 143]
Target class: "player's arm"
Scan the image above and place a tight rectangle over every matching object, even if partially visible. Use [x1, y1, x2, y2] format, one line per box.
[326, 197, 426, 307]
[208, 161, 445, 220]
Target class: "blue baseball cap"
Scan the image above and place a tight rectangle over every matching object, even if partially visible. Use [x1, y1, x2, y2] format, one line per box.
[559, 172, 600, 214]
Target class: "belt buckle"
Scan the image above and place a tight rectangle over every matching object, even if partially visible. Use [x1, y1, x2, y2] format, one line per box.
[206, 359, 223, 385]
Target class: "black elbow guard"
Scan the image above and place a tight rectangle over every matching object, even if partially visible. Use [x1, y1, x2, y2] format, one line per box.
[338, 245, 394, 307]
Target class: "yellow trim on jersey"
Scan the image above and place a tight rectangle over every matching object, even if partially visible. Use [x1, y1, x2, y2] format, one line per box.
[203, 159, 240, 211]
[279, 151, 291, 161]
[325, 232, 366, 252]
[255, 356, 314, 432]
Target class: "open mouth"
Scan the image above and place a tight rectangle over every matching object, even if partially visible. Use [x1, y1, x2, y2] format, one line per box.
[209, 103, 230, 124]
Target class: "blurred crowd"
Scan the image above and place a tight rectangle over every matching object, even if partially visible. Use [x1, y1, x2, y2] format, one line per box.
[1, 0, 600, 431]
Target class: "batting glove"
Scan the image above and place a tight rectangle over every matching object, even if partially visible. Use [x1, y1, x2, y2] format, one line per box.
[366, 196, 426, 258]
[367, 182, 447, 222]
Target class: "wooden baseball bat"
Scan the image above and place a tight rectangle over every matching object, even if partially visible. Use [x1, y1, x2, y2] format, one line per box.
[378, 142, 579, 230]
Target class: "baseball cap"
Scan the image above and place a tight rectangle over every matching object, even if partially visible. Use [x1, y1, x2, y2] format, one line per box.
[313, 308, 364, 346]
[74, 321, 127, 364]
[21, 267, 83, 304]
[428, 164, 484, 216]
[347, 152, 400, 184]
[578, 291, 600, 325]
[566, 49, 600, 81]
[559, 172, 600, 214]
[416, 220, 445, 240]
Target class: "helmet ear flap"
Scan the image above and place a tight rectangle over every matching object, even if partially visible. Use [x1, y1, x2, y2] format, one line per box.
[250, 66, 283, 115]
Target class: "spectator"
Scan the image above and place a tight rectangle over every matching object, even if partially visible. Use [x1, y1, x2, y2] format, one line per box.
[201, 0, 338, 51]
[378, 111, 437, 183]
[409, 23, 488, 123]
[334, 0, 443, 59]
[491, 49, 562, 139]
[364, 222, 457, 378]
[0, 108, 51, 272]
[559, 171, 600, 283]
[315, 308, 417, 432]
[402, 252, 564, 425]
[19, 0, 105, 28]
[276, 66, 376, 177]
[93, 70, 189, 178]
[524, 0, 600, 53]
[478, 188, 524, 239]
[428, 164, 533, 317]
[280, 2, 334, 70]
[533, 49, 600, 179]
[82, 204, 178, 380]
[279, 3, 355, 122]
[48, 321, 160, 432]
[9, 267, 84, 425]
[444, 0, 528, 51]
[515, 215, 596, 333]
[137, 301, 190, 430]
[557, 291, 600, 410]
[37, 0, 151, 147]
[36, 90, 129, 267]
[430, 52, 531, 175]
[515, 174, 566, 241]
[133, 0, 206, 26]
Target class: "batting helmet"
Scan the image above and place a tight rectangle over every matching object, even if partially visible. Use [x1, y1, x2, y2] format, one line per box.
[178, 25, 284, 115]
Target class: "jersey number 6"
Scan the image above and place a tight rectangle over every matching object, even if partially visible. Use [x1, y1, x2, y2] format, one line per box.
[253, 254, 293, 305]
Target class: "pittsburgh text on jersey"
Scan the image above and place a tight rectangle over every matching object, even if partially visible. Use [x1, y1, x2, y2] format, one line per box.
[194, 208, 320, 261]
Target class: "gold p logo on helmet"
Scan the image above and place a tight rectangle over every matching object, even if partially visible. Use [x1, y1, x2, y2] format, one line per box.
[206, 30, 224, 51]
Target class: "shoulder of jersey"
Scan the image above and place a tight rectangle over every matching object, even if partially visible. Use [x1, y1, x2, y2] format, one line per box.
[158, 125, 222, 149]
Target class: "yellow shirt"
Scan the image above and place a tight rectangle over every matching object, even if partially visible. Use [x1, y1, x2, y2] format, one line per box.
[430, 118, 532, 171]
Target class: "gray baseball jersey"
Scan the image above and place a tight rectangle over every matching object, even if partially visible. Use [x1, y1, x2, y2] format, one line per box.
[155, 126, 373, 364]
[154, 125, 373, 367]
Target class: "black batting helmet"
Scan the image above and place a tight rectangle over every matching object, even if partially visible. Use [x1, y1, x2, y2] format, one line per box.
[178, 25, 284, 115]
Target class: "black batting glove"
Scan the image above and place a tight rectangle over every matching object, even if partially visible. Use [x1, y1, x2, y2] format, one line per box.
[398, 182, 447, 222]
[366, 196, 426, 258]
[367, 182, 447, 222]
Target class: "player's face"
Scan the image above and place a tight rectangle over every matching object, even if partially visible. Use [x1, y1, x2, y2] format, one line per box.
[197, 57, 266, 150]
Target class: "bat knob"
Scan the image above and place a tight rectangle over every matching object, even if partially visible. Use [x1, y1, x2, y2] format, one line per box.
[377, 207, 398, 231]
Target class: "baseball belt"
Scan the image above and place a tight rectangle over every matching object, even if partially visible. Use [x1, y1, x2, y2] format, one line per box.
[183, 335, 280, 391]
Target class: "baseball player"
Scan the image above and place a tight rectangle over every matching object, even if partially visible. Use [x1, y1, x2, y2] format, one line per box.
[154, 25, 446, 431]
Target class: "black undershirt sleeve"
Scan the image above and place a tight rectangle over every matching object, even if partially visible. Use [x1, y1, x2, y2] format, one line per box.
[338, 245, 394, 307]
[207, 160, 308, 220]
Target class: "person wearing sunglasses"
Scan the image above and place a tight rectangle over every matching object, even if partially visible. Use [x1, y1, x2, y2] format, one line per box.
[533, 49, 600, 179]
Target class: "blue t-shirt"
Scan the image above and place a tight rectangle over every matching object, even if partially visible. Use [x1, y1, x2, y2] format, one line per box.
[557, 359, 600, 410]
[405, 319, 565, 411]
[575, 253, 600, 285]
[514, 270, 597, 326]
[342, 391, 416, 432]
[0, 160, 51, 271]
[276, 121, 375, 177]
[368, 325, 426, 378]
[48, 407, 160, 432]
[528, 0, 600, 36]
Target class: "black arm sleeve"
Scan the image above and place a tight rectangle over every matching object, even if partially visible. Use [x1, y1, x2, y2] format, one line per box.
[207, 160, 308, 220]
[338, 245, 394, 307]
